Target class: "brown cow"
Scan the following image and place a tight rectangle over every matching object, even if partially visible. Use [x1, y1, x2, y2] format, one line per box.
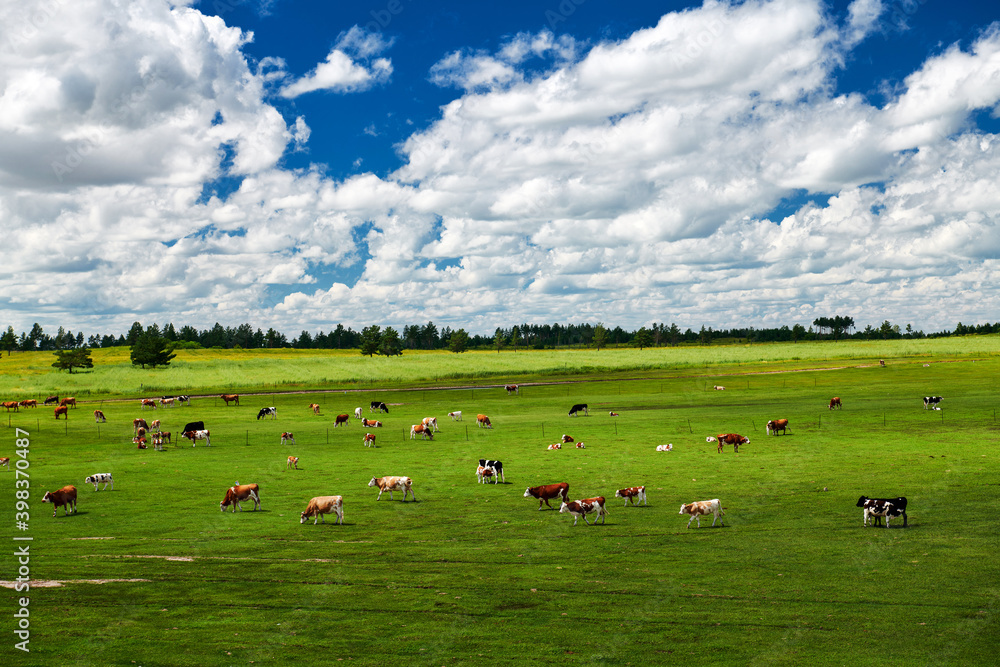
[477, 414, 492, 429]
[220, 482, 260, 512]
[707, 433, 749, 453]
[523, 482, 570, 510]
[220, 394, 240, 406]
[140, 398, 157, 410]
[133, 418, 149, 434]
[766, 419, 789, 436]
[2, 401, 19, 412]
[829, 397, 842, 410]
[334, 414, 350, 427]
[19, 400, 37, 408]
[363, 433, 376, 447]
[94, 410, 107, 423]
[42, 485, 77, 517]
[286, 456, 299, 470]
[309, 403, 321, 415]
[280, 432, 295, 445]
[60, 397, 76, 408]
[300, 496, 343, 525]
[410, 424, 433, 440]
[54, 405, 68, 419]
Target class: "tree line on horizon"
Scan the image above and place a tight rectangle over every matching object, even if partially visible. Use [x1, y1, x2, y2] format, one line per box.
[3, 317, 998, 360]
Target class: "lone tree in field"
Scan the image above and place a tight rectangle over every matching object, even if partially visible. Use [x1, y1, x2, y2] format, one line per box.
[592, 323, 609, 350]
[448, 328, 470, 353]
[52, 347, 94, 373]
[130, 332, 176, 369]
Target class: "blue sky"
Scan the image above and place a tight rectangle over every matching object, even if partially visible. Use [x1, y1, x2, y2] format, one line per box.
[2, 0, 1000, 336]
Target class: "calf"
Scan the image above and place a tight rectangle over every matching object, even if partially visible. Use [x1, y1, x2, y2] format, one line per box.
[575, 442, 586, 449]
[410, 424, 434, 440]
[0, 457, 9, 469]
[766, 419, 788, 436]
[157, 431, 172, 444]
[476, 414, 492, 429]
[220, 483, 261, 512]
[300, 495, 344, 525]
[85, 473, 114, 491]
[707, 433, 749, 453]
[856, 496, 908, 528]
[523, 482, 569, 510]
[422, 416, 439, 432]
[42, 485, 78, 517]
[829, 396, 842, 410]
[354, 407, 363, 419]
[256, 407, 277, 420]
[655, 444, 673, 452]
[568, 403, 588, 417]
[286, 456, 299, 470]
[448, 411, 462, 421]
[363, 433, 376, 447]
[609, 411, 619, 417]
[560, 497, 608, 526]
[479, 459, 504, 483]
[334, 414, 350, 427]
[547, 443, 562, 450]
[713, 385, 725, 390]
[133, 418, 149, 434]
[135, 438, 147, 449]
[94, 410, 107, 423]
[309, 403, 321, 415]
[923, 396, 943, 410]
[477, 465, 497, 483]
[505, 384, 519, 395]
[150, 419, 161, 430]
[679, 499, 724, 528]
[280, 432, 295, 445]
[616, 486, 647, 506]
[370, 401, 389, 413]
[368, 476, 416, 501]
[561, 434, 574, 443]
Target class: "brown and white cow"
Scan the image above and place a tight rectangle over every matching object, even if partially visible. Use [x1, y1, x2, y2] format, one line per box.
[286, 456, 299, 470]
[54, 405, 68, 419]
[158, 431, 172, 444]
[42, 485, 77, 517]
[220, 482, 260, 512]
[575, 442, 586, 449]
[133, 418, 149, 434]
[0, 457, 9, 469]
[300, 495, 343, 525]
[422, 416, 439, 432]
[547, 443, 562, 450]
[368, 476, 416, 501]
[140, 398, 157, 410]
[220, 394, 240, 406]
[181, 429, 211, 447]
[707, 433, 749, 453]
[477, 465, 496, 483]
[135, 438, 147, 449]
[766, 419, 789, 436]
[19, 399, 37, 408]
[2, 401, 20, 412]
[94, 410, 107, 423]
[615, 486, 647, 506]
[309, 403, 321, 415]
[609, 411, 619, 417]
[476, 414, 492, 429]
[523, 482, 569, 510]
[410, 424, 434, 440]
[280, 432, 295, 445]
[713, 385, 725, 391]
[361, 417, 379, 427]
[655, 444, 673, 452]
[150, 419, 161, 430]
[160, 397, 175, 408]
[561, 434, 574, 443]
[505, 384, 519, 395]
[334, 414, 350, 427]
[559, 497, 608, 526]
[60, 397, 76, 408]
[829, 397, 842, 410]
[363, 433, 376, 447]
[448, 411, 462, 421]
[679, 499, 724, 528]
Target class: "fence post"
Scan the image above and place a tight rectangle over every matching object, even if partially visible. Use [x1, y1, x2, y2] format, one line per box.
[465, 425, 469, 441]
[687, 418, 692, 434]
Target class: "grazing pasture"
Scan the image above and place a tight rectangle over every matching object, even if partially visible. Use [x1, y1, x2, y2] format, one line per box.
[1, 345, 999, 664]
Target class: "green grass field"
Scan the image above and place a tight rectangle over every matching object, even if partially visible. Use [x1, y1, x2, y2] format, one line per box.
[1, 342, 999, 666]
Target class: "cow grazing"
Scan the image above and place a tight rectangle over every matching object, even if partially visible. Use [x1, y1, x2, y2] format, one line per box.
[615, 486, 647, 506]
[286, 456, 299, 470]
[422, 416, 439, 432]
[363, 433, 376, 447]
[547, 443, 562, 450]
[561, 434, 574, 443]
[160, 397, 175, 408]
[656, 444, 673, 452]
[505, 384, 519, 395]
[523, 482, 569, 510]
[133, 418, 149, 434]
[923, 396, 943, 410]
[368, 476, 416, 501]
[560, 497, 608, 526]
[256, 407, 277, 420]
[0, 457, 9, 469]
[181, 429, 211, 447]
[568, 403, 588, 417]
[157, 431, 172, 444]
[19, 399, 37, 408]
[575, 442, 586, 449]
[220, 394, 240, 406]
[829, 397, 842, 410]
[93, 410, 107, 423]
[60, 397, 76, 408]
[42, 486, 78, 517]
[220, 483, 260, 512]
[679, 499, 725, 528]
[334, 414, 350, 427]
[301, 496, 343, 525]
[476, 414, 492, 429]
[370, 401, 389, 413]
[44, 395, 59, 405]
[140, 398, 157, 410]
[766, 419, 789, 436]
[477, 465, 497, 483]
[54, 405, 68, 419]
[713, 385, 725, 390]
[85, 473, 113, 491]
[707, 433, 749, 453]
[410, 424, 434, 440]
[857, 496, 908, 528]
[479, 459, 505, 483]
[354, 407, 363, 419]
[309, 403, 321, 415]
[448, 411, 462, 421]
[280, 432, 295, 445]
[2, 401, 19, 412]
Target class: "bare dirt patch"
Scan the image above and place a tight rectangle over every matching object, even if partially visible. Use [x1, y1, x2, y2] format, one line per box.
[0, 579, 150, 589]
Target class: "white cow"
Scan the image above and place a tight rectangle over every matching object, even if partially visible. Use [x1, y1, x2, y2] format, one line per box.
[448, 411, 462, 421]
[354, 407, 363, 419]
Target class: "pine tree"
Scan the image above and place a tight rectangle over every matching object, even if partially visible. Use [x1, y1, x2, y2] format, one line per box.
[52, 348, 94, 373]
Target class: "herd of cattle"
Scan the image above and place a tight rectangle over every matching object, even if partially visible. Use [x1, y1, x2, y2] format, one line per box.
[19, 385, 932, 530]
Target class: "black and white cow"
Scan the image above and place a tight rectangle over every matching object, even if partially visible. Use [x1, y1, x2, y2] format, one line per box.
[478, 459, 504, 483]
[923, 396, 943, 410]
[85, 473, 114, 491]
[256, 407, 277, 420]
[176, 395, 191, 406]
[370, 401, 389, 413]
[856, 496, 908, 527]
[568, 403, 588, 417]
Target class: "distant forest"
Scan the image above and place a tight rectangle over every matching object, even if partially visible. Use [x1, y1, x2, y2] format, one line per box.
[1, 315, 997, 355]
